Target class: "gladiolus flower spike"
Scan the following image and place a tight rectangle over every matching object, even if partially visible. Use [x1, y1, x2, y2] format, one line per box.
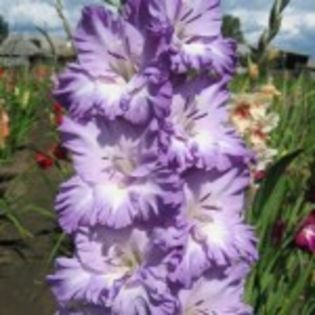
[48, 1, 258, 314]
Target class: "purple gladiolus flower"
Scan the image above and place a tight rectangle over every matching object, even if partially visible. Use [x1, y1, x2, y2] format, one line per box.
[146, 0, 237, 75]
[49, 1, 257, 314]
[158, 74, 252, 171]
[55, 116, 184, 232]
[177, 263, 253, 314]
[57, 305, 110, 315]
[48, 226, 181, 309]
[54, 5, 172, 123]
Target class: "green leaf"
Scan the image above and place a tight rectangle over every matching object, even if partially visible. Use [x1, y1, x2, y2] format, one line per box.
[252, 149, 303, 217]
[279, 258, 314, 315]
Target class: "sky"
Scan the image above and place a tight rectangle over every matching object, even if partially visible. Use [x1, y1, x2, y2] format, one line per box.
[1, 0, 314, 56]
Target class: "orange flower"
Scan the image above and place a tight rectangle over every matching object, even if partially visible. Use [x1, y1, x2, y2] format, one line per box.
[33, 65, 51, 80]
[0, 102, 10, 149]
[0, 68, 5, 79]
[259, 83, 281, 98]
[248, 63, 259, 80]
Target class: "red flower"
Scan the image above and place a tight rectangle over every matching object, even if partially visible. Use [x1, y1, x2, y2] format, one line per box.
[233, 102, 252, 119]
[53, 102, 63, 114]
[54, 112, 64, 126]
[294, 210, 315, 253]
[0, 68, 5, 79]
[51, 144, 68, 161]
[35, 152, 54, 170]
[254, 170, 266, 183]
[52, 102, 64, 126]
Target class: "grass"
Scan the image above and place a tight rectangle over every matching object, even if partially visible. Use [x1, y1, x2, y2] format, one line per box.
[0, 67, 52, 161]
[0, 65, 57, 252]
[232, 72, 315, 314]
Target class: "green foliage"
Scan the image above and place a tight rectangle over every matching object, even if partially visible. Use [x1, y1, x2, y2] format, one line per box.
[0, 68, 50, 161]
[102, 0, 122, 8]
[0, 15, 8, 44]
[0, 67, 53, 254]
[222, 15, 245, 43]
[231, 73, 315, 314]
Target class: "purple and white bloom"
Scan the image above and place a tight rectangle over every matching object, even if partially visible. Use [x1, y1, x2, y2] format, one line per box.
[57, 305, 109, 315]
[159, 75, 251, 171]
[55, 116, 183, 232]
[146, 0, 236, 74]
[54, 5, 172, 123]
[170, 167, 257, 286]
[49, 1, 257, 313]
[184, 167, 257, 262]
[48, 226, 177, 309]
[111, 273, 178, 315]
[177, 263, 253, 314]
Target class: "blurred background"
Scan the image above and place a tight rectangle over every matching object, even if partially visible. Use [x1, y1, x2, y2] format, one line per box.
[0, 1, 314, 314]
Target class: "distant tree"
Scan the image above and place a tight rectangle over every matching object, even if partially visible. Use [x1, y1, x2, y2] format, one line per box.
[222, 15, 244, 43]
[0, 15, 8, 44]
[102, 0, 122, 7]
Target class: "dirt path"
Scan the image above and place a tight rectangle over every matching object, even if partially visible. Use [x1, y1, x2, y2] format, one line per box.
[0, 113, 63, 314]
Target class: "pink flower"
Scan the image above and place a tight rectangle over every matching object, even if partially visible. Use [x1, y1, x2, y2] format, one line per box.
[294, 211, 315, 253]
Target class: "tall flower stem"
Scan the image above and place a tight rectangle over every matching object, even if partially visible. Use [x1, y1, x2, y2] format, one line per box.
[254, 0, 291, 66]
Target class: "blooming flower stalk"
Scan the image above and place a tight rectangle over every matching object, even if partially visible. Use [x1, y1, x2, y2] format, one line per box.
[229, 84, 280, 179]
[48, 1, 257, 314]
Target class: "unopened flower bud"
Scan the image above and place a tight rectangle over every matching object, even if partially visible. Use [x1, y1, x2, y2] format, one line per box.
[294, 211, 315, 253]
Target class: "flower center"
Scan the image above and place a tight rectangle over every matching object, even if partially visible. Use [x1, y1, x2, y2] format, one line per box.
[174, 21, 188, 45]
[186, 192, 214, 227]
[120, 245, 143, 275]
[172, 98, 204, 141]
[102, 138, 138, 177]
[112, 155, 136, 176]
[184, 300, 207, 315]
[107, 242, 143, 280]
[111, 59, 138, 83]
[99, 75, 128, 103]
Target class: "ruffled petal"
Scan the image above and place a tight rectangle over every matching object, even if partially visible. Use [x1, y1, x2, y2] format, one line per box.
[160, 76, 252, 171]
[54, 63, 129, 119]
[160, 166, 257, 281]
[55, 5, 171, 123]
[57, 305, 109, 315]
[74, 5, 143, 77]
[59, 116, 145, 183]
[74, 226, 149, 275]
[56, 170, 181, 231]
[178, 262, 253, 314]
[55, 176, 95, 233]
[184, 166, 250, 216]
[47, 257, 113, 307]
[112, 273, 178, 315]
[148, 0, 236, 74]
